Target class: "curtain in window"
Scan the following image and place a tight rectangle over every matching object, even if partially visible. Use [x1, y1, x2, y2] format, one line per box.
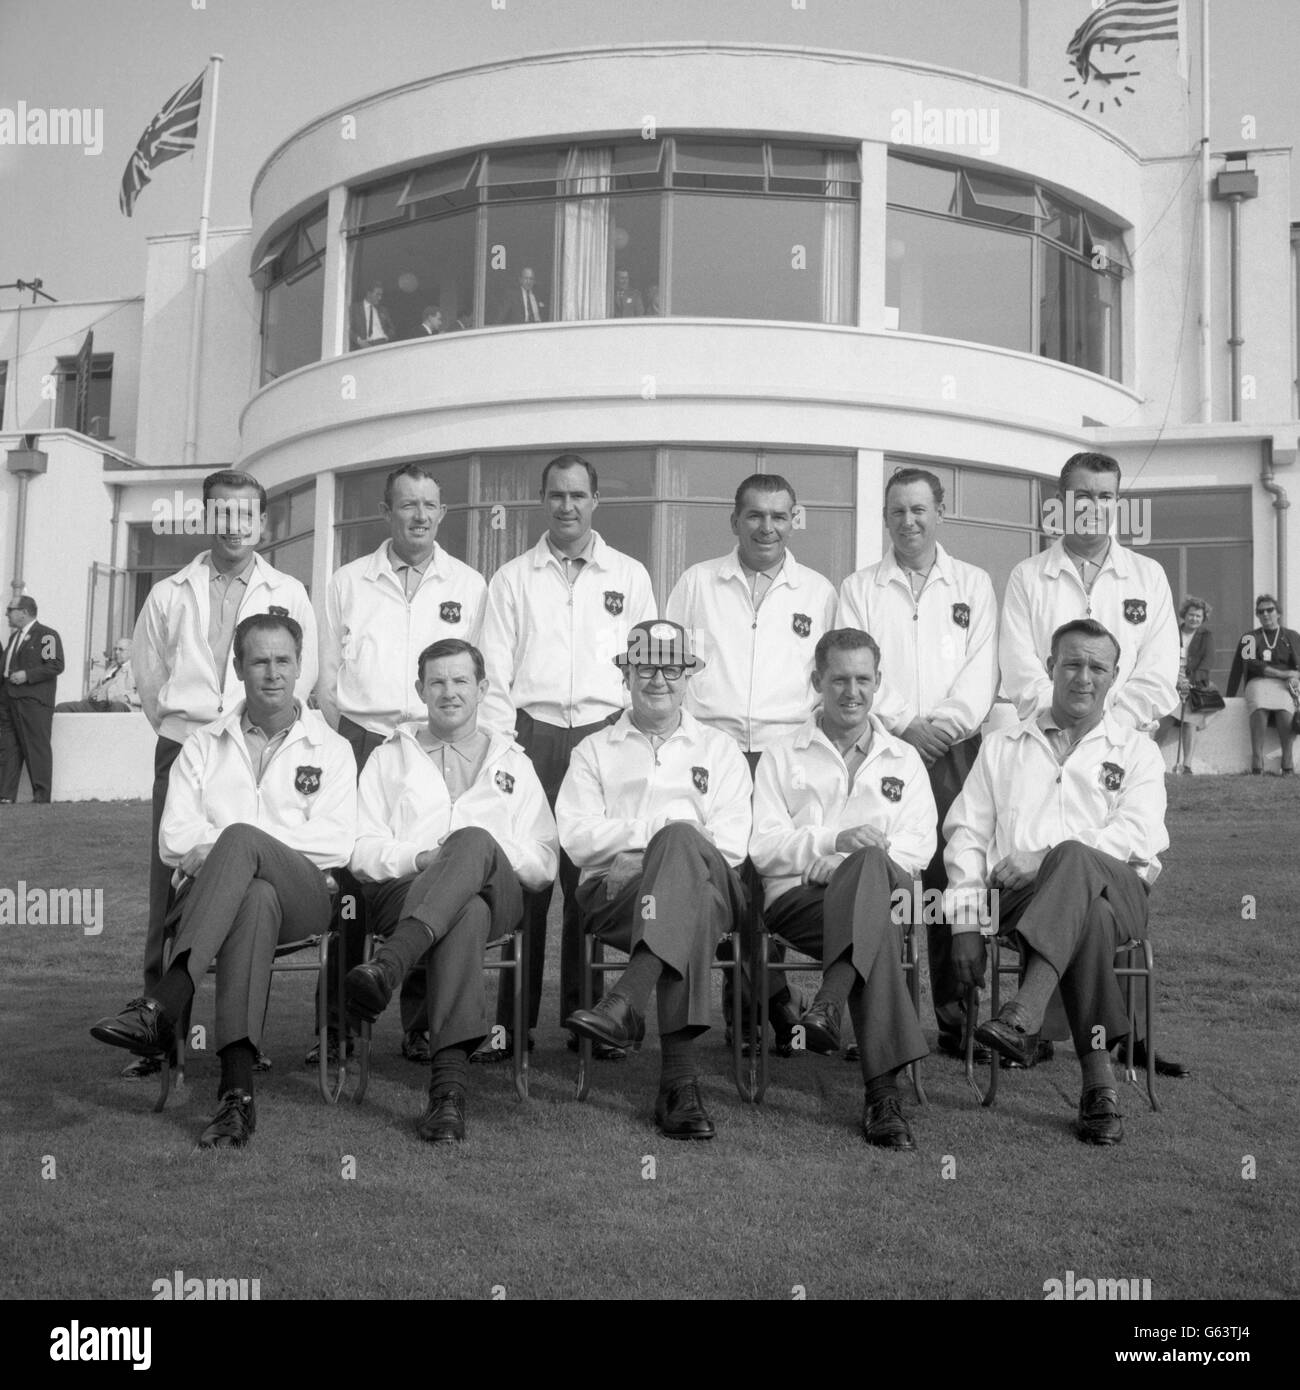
[820, 152, 856, 326]
[560, 147, 613, 321]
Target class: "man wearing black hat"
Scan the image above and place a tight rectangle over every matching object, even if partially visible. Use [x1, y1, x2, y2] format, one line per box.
[557, 620, 752, 1139]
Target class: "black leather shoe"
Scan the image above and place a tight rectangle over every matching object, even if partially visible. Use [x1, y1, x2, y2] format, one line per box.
[1128, 1040, 1190, 1078]
[401, 1029, 432, 1064]
[345, 956, 401, 1023]
[861, 1094, 916, 1151]
[120, 1053, 162, 1079]
[417, 1086, 466, 1143]
[1000, 1036, 1054, 1070]
[799, 1000, 842, 1055]
[1076, 1085, 1124, 1145]
[197, 1089, 256, 1150]
[728, 991, 801, 1057]
[304, 1033, 354, 1067]
[91, 997, 174, 1058]
[564, 1035, 629, 1061]
[563, 994, 645, 1052]
[655, 1080, 715, 1140]
[471, 1030, 534, 1064]
[975, 1014, 1038, 1070]
[936, 1031, 991, 1065]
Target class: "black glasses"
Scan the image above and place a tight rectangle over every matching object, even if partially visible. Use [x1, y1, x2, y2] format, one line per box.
[634, 665, 684, 680]
[1258, 607, 1278, 616]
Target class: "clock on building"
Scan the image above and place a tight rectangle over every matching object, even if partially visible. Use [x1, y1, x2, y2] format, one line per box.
[1063, 41, 1142, 114]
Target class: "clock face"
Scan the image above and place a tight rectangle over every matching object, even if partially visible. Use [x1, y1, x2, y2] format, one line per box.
[1063, 41, 1142, 114]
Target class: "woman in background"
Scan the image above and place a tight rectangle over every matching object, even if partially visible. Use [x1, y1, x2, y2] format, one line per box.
[1227, 593, 1300, 775]
[1158, 595, 1218, 773]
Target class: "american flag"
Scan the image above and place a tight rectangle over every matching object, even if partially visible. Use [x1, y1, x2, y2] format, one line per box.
[1066, 0, 1182, 78]
[118, 71, 205, 217]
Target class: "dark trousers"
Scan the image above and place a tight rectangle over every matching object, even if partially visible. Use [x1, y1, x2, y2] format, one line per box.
[0, 690, 54, 801]
[172, 824, 333, 1050]
[497, 708, 615, 1031]
[340, 714, 427, 1033]
[766, 847, 928, 1078]
[368, 828, 523, 1054]
[575, 823, 745, 1035]
[143, 735, 185, 990]
[55, 699, 131, 713]
[995, 841, 1149, 1058]
[923, 735, 981, 1037]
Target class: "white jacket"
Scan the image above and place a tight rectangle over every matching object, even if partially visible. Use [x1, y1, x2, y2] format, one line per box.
[665, 549, 837, 752]
[160, 704, 356, 871]
[317, 542, 487, 735]
[557, 709, 753, 882]
[836, 544, 998, 741]
[349, 723, 558, 890]
[478, 532, 656, 733]
[999, 539, 1179, 730]
[942, 711, 1169, 934]
[749, 713, 937, 909]
[134, 552, 319, 746]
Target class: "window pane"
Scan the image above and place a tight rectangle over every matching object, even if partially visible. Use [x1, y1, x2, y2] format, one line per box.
[351, 176, 407, 230]
[349, 209, 478, 342]
[673, 140, 765, 190]
[128, 525, 208, 570]
[665, 448, 761, 499]
[610, 194, 663, 315]
[263, 534, 314, 592]
[1040, 244, 1120, 378]
[960, 171, 1040, 230]
[263, 258, 323, 381]
[1129, 489, 1252, 542]
[300, 209, 327, 257]
[887, 207, 1032, 353]
[770, 144, 861, 187]
[485, 203, 556, 323]
[887, 157, 958, 215]
[1041, 193, 1082, 251]
[940, 520, 1036, 604]
[765, 451, 855, 504]
[399, 155, 479, 209]
[482, 148, 562, 199]
[336, 518, 389, 566]
[1085, 212, 1131, 271]
[671, 193, 855, 323]
[958, 469, 1032, 525]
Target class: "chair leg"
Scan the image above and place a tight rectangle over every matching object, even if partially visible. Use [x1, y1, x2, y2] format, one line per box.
[318, 932, 344, 1104]
[963, 985, 986, 1103]
[730, 936, 755, 1103]
[904, 923, 927, 1107]
[753, 926, 770, 1104]
[1140, 939, 1160, 1113]
[575, 930, 594, 1102]
[983, 937, 1001, 1108]
[354, 934, 373, 1105]
[512, 925, 529, 1102]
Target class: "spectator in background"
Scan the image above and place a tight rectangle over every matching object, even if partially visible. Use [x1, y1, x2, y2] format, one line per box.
[57, 637, 141, 712]
[494, 267, 546, 325]
[1227, 593, 1300, 775]
[611, 268, 644, 317]
[350, 283, 394, 348]
[415, 307, 444, 337]
[0, 595, 64, 804]
[1156, 596, 1219, 774]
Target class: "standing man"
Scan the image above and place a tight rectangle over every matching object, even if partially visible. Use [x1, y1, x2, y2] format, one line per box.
[836, 467, 998, 1059]
[666, 472, 837, 1049]
[611, 269, 644, 318]
[130, 470, 317, 1078]
[478, 453, 656, 1056]
[749, 629, 937, 1150]
[56, 637, 141, 712]
[946, 620, 1169, 1144]
[90, 614, 356, 1149]
[0, 596, 64, 804]
[495, 266, 546, 325]
[318, 461, 488, 1062]
[350, 282, 394, 348]
[344, 638, 558, 1142]
[1000, 452, 1178, 732]
[558, 620, 752, 1139]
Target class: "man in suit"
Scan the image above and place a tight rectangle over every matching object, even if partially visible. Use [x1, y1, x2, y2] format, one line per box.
[414, 307, 444, 337]
[350, 282, 395, 348]
[612, 269, 644, 318]
[0, 596, 64, 803]
[57, 637, 141, 712]
[494, 266, 546, 325]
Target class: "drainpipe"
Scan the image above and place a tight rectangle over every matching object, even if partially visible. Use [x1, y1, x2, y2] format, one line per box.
[1261, 448, 1289, 610]
[1213, 154, 1259, 421]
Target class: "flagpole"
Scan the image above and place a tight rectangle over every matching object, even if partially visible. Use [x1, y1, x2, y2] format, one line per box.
[182, 53, 222, 468]
[1198, 0, 1212, 423]
[1018, 0, 1030, 87]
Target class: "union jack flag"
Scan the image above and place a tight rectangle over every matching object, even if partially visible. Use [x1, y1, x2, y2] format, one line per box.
[1066, 0, 1182, 78]
[118, 71, 204, 216]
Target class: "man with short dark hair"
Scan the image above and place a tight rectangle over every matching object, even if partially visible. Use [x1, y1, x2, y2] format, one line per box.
[750, 628, 937, 1150]
[946, 619, 1169, 1145]
[350, 282, 395, 347]
[0, 596, 64, 803]
[343, 638, 558, 1142]
[478, 453, 656, 1056]
[91, 613, 356, 1149]
[129, 470, 317, 1077]
[558, 620, 752, 1140]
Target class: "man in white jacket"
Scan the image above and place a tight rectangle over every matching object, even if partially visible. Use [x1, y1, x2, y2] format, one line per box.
[749, 629, 937, 1151]
[344, 638, 558, 1142]
[946, 619, 1170, 1145]
[91, 614, 355, 1149]
[129, 471, 318, 1078]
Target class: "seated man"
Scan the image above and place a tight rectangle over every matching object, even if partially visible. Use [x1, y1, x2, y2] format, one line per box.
[945, 619, 1169, 1146]
[342, 639, 558, 1143]
[557, 621, 752, 1140]
[56, 637, 141, 711]
[90, 614, 357, 1149]
[750, 629, 937, 1151]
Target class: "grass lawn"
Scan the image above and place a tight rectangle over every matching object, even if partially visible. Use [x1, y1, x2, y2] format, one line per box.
[1, 776, 1297, 1301]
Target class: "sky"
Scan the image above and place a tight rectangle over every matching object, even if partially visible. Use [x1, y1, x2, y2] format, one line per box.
[2, 0, 1298, 305]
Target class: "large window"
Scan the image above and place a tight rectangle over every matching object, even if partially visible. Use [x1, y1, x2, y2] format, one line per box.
[54, 352, 113, 437]
[335, 446, 856, 597]
[258, 205, 326, 383]
[125, 526, 207, 624]
[259, 481, 316, 593]
[341, 138, 860, 345]
[886, 155, 1127, 379]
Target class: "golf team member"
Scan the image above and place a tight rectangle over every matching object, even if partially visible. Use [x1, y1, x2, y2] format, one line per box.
[945, 619, 1169, 1145]
[1000, 452, 1178, 731]
[478, 454, 656, 1054]
[317, 462, 487, 1063]
[130, 471, 318, 1077]
[91, 614, 356, 1149]
[344, 638, 557, 1143]
[749, 629, 937, 1150]
[557, 621, 752, 1140]
[836, 467, 998, 1059]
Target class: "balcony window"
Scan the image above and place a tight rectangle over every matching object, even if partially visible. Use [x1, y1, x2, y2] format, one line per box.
[259, 204, 327, 382]
[54, 352, 114, 438]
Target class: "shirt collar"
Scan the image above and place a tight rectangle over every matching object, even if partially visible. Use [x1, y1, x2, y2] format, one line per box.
[545, 532, 596, 567]
[608, 707, 697, 744]
[239, 700, 303, 738]
[417, 723, 488, 756]
[1043, 536, 1133, 579]
[380, 541, 444, 579]
[533, 530, 606, 570]
[203, 554, 255, 585]
[718, 547, 801, 586]
[798, 710, 903, 763]
[877, 542, 953, 588]
[1013, 707, 1125, 748]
